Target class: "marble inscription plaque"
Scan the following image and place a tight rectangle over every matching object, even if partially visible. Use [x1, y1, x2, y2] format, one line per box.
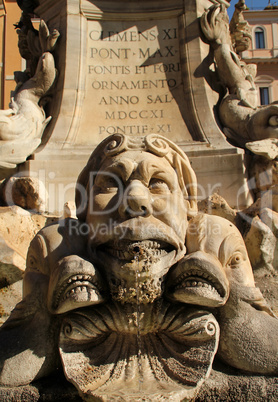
[78, 17, 192, 145]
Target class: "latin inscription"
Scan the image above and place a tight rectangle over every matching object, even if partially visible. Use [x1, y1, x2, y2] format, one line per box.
[81, 19, 189, 142]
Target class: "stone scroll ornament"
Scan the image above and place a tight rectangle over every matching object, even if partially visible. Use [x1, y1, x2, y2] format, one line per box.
[0, 15, 59, 169]
[0, 134, 278, 401]
[200, 1, 278, 149]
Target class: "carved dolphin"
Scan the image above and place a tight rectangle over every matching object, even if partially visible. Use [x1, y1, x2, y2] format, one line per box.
[0, 219, 105, 386]
[0, 52, 56, 168]
[171, 214, 278, 375]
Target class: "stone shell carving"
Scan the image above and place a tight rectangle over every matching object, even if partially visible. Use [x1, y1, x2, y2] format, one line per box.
[60, 304, 219, 401]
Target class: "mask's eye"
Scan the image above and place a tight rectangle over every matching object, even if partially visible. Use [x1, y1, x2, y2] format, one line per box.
[149, 178, 170, 193]
[104, 177, 118, 190]
[94, 173, 120, 193]
[27, 255, 39, 272]
[228, 252, 245, 268]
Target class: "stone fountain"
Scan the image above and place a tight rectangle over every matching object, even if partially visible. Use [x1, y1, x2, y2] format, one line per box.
[0, 133, 278, 401]
[0, 0, 278, 401]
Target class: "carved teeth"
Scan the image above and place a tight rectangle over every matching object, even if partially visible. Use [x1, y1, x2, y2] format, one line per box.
[63, 285, 97, 301]
[176, 272, 221, 296]
[175, 280, 215, 290]
[174, 270, 224, 297]
[102, 240, 171, 261]
[54, 274, 101, 308]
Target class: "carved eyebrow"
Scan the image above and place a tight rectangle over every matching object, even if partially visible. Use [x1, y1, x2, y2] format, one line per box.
[138, 160, 176, 186]
[101, 159, 135, 182]
[137, 161, 159, 183]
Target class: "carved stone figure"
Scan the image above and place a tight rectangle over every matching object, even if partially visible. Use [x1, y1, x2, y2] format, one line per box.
[229, 0, 252, 53]
[200, 2, 278, 147]
[0, 18, 59, 169]
[0, 134, 278, 401]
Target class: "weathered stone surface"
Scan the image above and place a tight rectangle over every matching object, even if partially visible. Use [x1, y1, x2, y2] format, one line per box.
[1, 177, 48, 212]
[254, 271, 278, 316]
[198, 193, 237, 224]
[0, 236, 25, 286]
[63, 201, 76, 219]
[34, 0, 231, 151]
[244, 215, 276, 271]
[185, 213, 278, 375]
[1, 369, 278, 402]
[0, 385, 40, 402]
[0, 281, 22, 326]
[242, 189, 278, 216]
[0, 206, 54, 324]
[0, 206, 48, 277]
[248, 155, 278, 197]
[242, 208, 278, 273]
[261, 188, 278, 213]
[261, 207, 278, 238]
[196, 369, 278, 401]
[246, 139, 278, 160]
[0, 369, 81, 401]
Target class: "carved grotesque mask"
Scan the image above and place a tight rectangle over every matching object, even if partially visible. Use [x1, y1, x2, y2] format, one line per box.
[76, 134, 198, 303]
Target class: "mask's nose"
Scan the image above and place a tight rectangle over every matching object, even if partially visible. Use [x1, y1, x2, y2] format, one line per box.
[118, 180, 153, 218]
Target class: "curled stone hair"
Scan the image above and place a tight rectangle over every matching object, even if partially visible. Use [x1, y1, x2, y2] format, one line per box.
[75, 134, 198, 221]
